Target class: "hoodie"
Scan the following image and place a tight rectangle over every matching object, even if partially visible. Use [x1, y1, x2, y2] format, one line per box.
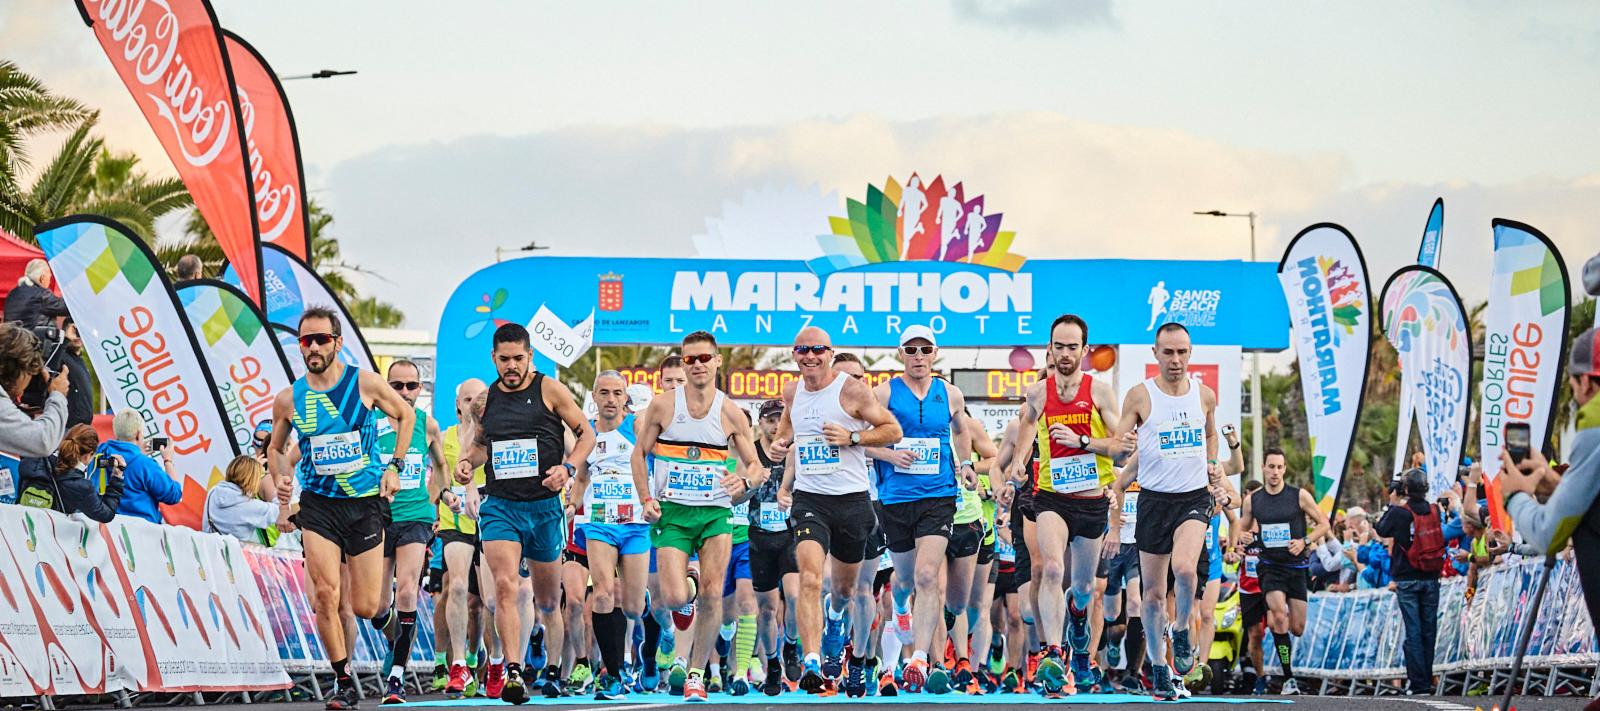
[97, 440, 182, 524]
[202, 481, 278, 544]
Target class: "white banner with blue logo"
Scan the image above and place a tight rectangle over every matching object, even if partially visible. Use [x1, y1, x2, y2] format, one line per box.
[1380, 266, 1472, 499]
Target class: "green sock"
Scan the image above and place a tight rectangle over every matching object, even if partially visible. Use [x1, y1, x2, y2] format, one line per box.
[467, 651, 478, 668]
[435, 651, 446, 666]
[734, 614, 758, 678]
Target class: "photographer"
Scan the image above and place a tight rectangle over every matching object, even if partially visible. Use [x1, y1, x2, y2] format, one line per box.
[97, 410, 183, 524]
[3, 260, 68, 328]
[60, 320, 92, 428]
[0, 323, 69, 458]
[17, 423, 125, 523]
[1375, 468, 1445, 695]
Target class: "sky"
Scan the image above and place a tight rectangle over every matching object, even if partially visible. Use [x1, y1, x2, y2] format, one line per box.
[5, 0, 1600, 338]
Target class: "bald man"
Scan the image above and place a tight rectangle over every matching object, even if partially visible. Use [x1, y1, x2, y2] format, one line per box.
[772, 326, 901, 696]
[440, 379, 488, 697]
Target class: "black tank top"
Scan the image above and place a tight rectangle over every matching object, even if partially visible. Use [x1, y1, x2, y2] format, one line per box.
[479, 373, 566, 501]
[1252, 486, 1308, 567]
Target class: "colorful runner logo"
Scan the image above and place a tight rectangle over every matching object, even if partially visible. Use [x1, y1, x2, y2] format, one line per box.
[810, 173, 1026, 275]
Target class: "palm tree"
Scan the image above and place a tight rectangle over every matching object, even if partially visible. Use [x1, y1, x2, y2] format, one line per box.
[0, 60, 96, 235]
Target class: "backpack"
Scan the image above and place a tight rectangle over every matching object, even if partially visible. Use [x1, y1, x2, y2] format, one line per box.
[1405, 503, 1447, 574]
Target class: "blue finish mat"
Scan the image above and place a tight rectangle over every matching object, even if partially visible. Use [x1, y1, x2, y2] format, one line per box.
[392, 693, 1291, 706]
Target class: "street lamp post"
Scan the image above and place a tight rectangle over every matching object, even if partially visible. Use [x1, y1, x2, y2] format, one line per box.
[1195, 210, 1261, 484]
[278, 70, 359, 81]
[495, 241, 550, 263]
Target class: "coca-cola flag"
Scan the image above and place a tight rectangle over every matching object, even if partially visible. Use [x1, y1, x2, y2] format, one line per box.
[75, 0, 264, 304]
[222, 31, 311, 261]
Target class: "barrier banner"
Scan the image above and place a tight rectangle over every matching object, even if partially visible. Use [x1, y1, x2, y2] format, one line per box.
[177, 279, 295, 450]
[1278, 223, 1372, 513]
[1380, 267, 1472, 499]
[222, 31, 311, 261]
[0, 506, 288, 695]
[223, 243, 375, 370]
[34, 217, 241, 529]
[1479, 220, 1571, 531]
[74, 0, 263, 304]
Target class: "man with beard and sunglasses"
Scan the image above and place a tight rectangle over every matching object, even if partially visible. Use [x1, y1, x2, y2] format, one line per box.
[456, 323, 596, 704]
[868, 325, 978, 695]
[372, 360, 449, 704]
[773, 327, 901, 697]
[269, 306, 418, 711]
[631, 331, 768, 702]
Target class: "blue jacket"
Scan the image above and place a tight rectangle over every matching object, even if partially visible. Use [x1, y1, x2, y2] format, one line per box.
[1356, 540, 1391, 589]
[97, 440, 182, 524]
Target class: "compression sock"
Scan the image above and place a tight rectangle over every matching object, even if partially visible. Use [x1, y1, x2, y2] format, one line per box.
[643, 613, 662, 673]
[944, 607, 958, 632]
[331, 658, 351, 686]
[593, 609, 625, 677]
[1125, 617, 1146, 673]
[369, 607, 392, 632]
[734, 614, 757, 678]
[390, 610, 418, 678]
[1275, 632, 1294, 677]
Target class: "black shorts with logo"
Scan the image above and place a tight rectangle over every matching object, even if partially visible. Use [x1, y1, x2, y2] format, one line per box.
[946, 520, 983, 559]
[438, 529, 482, 597]
[749, 527, 798, 593]
[1259, 563, 1310, 601]
[1033, 491, 1110, 542]
[977, 535, 995, 566]
[299, 491, 390, 558]
[791, 490, 875, 565]
[385, 519, 435, 558]
[1135, 487, 1213, 556]
[879, 497, 957, 554]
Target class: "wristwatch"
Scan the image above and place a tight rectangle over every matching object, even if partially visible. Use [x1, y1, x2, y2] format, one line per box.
[386, 459, 404, 473]
[850, 430, 861, 445]
[1078, 433, 1092, 449]
[562, 462, 576, 477]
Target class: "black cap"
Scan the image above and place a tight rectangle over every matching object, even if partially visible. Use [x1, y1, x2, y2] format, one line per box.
[759, 399, 784, 419]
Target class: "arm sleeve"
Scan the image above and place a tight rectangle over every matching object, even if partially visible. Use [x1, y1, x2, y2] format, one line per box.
[240, 498, 280, 530]
[0, 393, 68, 458]
[1508, 428, 1600, 555]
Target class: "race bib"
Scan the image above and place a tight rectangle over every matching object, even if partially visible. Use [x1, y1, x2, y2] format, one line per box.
[1121, 491, 1139, 523]
[757, 504, 789, 532]
[1245, 555, 1258, 578]
[795, 436, 840, 476]
[588, 469, 638, 523]
[729, 501, 750, 527]
[1262, 522, 1293, 549]
[996, 538, 1016, 563]
[662, 460, 720, 502]
[1156, 420, 1205, 460]
[877, 550, 895, 572]
[375, 415, 395, 440]
[398, 451, 426, 490]
[490, 439, 541, 480]
[893, 437, 941, 475]
[309, 431, 364, 478]
[1049, 453, 1099, 493]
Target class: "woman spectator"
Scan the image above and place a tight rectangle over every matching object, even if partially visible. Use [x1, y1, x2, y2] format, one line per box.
[203, 455, 286, 545]
[16, 423, 125, 522]
[0, 323, 69, 458]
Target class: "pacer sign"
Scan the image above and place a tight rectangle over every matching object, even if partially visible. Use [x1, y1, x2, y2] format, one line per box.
[35, 217, 240, 529]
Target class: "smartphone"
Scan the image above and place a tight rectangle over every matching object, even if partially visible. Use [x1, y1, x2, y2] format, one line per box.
[150, 436, 169, 451]
[1505, 422, 1532, 464]
[1221, 424, 1237, 436]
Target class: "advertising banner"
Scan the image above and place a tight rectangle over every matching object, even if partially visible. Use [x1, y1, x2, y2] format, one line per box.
[34, 216, 241, 529]
[74, 0, 262, 304]
[1479, 219, 1571, 530]
[177, 280, 295, 449]
[1380, 267, 1472, 499]
[1278, 223, 1372, 514]
[0, 506, 288, 695]
[223, 243, 374, 370]
[221, 31, 311, 261]
[1417, 198, 1445, 268]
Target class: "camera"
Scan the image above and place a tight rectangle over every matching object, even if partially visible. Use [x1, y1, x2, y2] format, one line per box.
[18, 324, 66, 412]
[95, 453, 118, 474]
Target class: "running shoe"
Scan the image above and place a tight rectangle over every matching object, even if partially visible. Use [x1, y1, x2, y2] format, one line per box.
[446, 663, 470, 698]
[1106, 638, 1122, 670]
[1070, 653, 1100, 693]
[799, 659, 828, 694]
[667, 661, 688, 696]
[1172, 669, 1191, 699]
[1170, 626, 1195, 675]
[542, 665, 564, 698]
[431, 663, 448, 692]
[782, 639, 801, 682]
[822, 608, 848, 673]
[527, 625, 547, 672]
[988, 642, 1005, 675]
[878, 669, 899, 696]
[1252, 675, 1268, 695]
[1003, 668, 1023, 694]
[1280, 677, 1300, 695]
[1121, 671, 1144, 694]
[730, 676, 750, 696]
[951, 658, 976, 694]
[684, 671, 708, 702]
[1025, 650, 1041, 686]
[594, 673, 627, 701]
[843, 657, 868, 698]
[901, 658, 928, 692]
[673, 570, 699, 631]
[640, 659, 659, 694]
[1035, 651, 1066, 696]
[485, 662, 505, 699]
[978, 669, 999, 694]
[925, 664, 951, 694]
[1150, 665, 1177, 702]
[380, 676, 405, 705]
[324, 682, 359, 711]
[1067, 598, 1091, 654]
[706, 671, 722, 695]
[863, 657, 881, 696]
[501, 666, 528, 705]
[463, 669, 479, 698]
[567, 662, 593, 694]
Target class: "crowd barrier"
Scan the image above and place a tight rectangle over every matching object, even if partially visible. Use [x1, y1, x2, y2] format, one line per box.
[1295, 553, 1598, 694]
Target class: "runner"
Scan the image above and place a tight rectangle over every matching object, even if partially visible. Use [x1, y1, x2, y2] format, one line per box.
[1102, 460, 1145, 694]
[571, 371, 650, 700]
[642, 354, 687, 692]
[632, 331, 768, 702]
[439, 380, 489, 699]
[455, 323, 596, 704]
[1010, 314, 1132, 696]
[869, 325, 976, 694]
[268, 307, 418, 711]
[747, 399, 801, 696]
[946, 410, 1000, 694]
[1112, 322, 1224, 701]
[774, 327, 902, 697]
[831, 352, 897, 697]
[1232, 447, 1331, 695]
[372, 360, 448, 705]
[715, 426, 760, 696]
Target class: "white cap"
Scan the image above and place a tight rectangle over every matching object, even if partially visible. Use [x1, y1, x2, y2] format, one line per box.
[900, 325, 937, 348]
[626, 384, 655, 413]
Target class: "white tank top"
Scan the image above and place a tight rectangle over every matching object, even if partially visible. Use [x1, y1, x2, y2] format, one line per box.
[583, 423, 641, 524]
[656, 387, 732, 507]
[791, 371, 871, 496]
[1136, 377, 1209, 493]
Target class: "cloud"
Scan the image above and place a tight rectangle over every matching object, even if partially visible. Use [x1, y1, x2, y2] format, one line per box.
[950, 0, 1117, 31]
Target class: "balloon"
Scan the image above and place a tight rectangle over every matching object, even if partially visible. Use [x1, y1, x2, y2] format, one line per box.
[1008, 346, 1035, 372]
[1088, 345, 1117, 372]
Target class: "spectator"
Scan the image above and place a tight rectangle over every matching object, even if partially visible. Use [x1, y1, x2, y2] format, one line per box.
[203, 455, 285, 545]
[59, 320, 93, 428]
[1308, 530, 1345, 591]
[1351, 506, 1391, 590]
[1376, 468, 1443, 695]
[174, 254, 202, 282]
[0, 323, 70, 458]
[4, 259, 68, 327]
[97, 409, 183, 524]
[17, 423, 125, 522]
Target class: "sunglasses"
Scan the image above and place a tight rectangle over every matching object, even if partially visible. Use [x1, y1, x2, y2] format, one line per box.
[298, 333, 336, 347]
[901, 345, 935, 355]
[390, 381, 421, 392]
[683, 353, 716, 365]
[793, 345, 832, 356]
